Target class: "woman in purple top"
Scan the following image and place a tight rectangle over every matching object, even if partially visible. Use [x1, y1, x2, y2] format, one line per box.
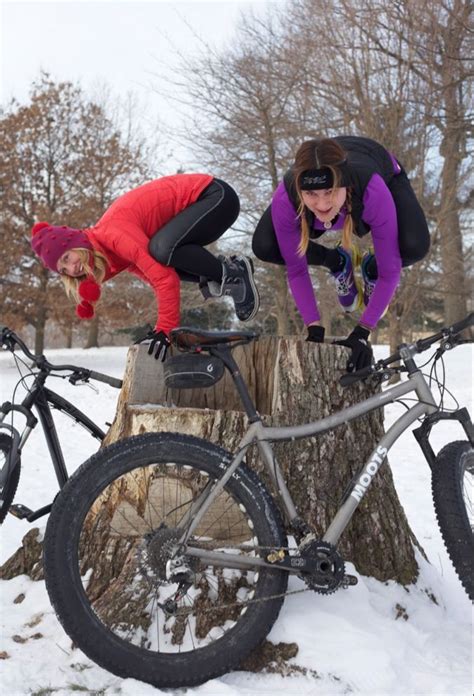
[252, 135, 430, 372]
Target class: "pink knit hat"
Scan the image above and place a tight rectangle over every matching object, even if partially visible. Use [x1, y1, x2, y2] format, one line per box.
[31, 221, 101, 320]
[31, 222, 93, 272]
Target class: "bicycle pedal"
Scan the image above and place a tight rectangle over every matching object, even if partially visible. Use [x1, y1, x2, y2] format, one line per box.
[342, 574, 358, 588]
[9, 503, 34, 520]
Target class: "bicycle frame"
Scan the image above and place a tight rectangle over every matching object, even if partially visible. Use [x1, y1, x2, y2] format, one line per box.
[0, 376, 105, 519]
[180, 344, 469, 573]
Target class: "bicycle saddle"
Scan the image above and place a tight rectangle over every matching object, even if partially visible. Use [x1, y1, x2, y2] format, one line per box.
[170, 327, 258, 351]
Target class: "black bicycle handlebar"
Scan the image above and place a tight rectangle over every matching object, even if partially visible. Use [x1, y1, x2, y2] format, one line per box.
[339, 312, 473, 388]
[1, 325, 36, 362]
[1, 326, 122, 389]
[415, 311, 474, 353]
[85, 370, 123, 389]
[339, 365, 375, 387]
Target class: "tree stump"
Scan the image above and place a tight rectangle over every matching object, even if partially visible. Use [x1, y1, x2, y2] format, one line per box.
[103, 338, 423, 585]
[0, 335, 427, 675]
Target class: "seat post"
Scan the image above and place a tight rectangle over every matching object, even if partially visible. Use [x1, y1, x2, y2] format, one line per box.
[212, 347, 261, 423]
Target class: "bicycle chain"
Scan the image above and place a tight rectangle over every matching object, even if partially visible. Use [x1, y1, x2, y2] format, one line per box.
[169, 579, 314, 619]
[138, 530, 349, 618]
[164, 541, 347, 617]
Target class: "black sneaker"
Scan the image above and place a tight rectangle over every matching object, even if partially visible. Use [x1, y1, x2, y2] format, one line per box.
[222, 255, 260, 321]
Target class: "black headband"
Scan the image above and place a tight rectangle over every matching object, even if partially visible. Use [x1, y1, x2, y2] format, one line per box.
[299, 159, 350, 190]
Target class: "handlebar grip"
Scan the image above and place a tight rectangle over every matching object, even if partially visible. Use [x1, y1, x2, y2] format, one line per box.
[450, 312, 474, 336]
[339, 365, 374, 387]
[88, 370, 123, 389]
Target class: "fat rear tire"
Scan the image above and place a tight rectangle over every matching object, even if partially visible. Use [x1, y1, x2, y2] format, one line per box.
[43, 432, 288, 688]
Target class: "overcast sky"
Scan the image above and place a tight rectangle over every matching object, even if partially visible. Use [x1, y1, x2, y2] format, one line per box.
[1, 0, 276, 169]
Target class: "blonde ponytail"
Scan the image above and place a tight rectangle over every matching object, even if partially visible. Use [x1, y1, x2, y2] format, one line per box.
[297, 200, 311, 256]
[340, 188, 354, 252]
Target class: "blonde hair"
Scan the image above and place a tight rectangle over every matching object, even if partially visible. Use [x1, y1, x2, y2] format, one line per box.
[293, 139, 354, 256]
[60, 248, 109, 305]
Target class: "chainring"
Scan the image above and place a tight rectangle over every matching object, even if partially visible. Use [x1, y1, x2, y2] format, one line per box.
[298, 538, 345, 595]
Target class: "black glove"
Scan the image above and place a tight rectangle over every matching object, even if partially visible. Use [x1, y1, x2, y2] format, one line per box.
[135, 329, 170, 362]
[306, 325, 325, 343]
[334, 325, 373, 372]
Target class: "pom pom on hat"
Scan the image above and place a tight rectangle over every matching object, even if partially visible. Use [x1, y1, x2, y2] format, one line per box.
[76, 277, 101, 320]
[78, 277, 101, 303]
[76, 301, 95, 319]
[32, 221, 51, 236]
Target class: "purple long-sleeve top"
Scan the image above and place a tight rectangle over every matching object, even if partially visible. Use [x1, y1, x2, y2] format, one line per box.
[271, 168, 402, 330]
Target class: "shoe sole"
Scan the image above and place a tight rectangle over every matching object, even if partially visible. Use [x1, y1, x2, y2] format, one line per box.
[233, 255, 260, 322]
[336, 247, 363, 313]
[360, 249, 384, 313]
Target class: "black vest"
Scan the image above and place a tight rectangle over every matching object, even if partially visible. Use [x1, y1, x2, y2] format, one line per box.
[283, 135, 397, 238]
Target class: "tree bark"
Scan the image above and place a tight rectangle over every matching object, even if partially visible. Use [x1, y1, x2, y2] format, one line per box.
[104, 338, 423, 586]
[84, 315, 100, 348]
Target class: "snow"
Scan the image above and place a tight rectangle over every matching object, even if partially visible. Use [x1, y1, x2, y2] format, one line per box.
[0, 342, 472, 696]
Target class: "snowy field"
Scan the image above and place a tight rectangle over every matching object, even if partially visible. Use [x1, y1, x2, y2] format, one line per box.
[0, 340, 472, 696]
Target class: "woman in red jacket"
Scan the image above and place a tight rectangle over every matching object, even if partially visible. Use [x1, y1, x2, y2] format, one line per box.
[31, 174, 258, 360]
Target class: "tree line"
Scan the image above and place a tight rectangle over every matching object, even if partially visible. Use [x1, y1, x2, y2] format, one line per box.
[1, 0, 472, 352]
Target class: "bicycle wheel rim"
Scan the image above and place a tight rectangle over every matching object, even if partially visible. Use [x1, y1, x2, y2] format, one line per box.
[460, 446, 474, 532]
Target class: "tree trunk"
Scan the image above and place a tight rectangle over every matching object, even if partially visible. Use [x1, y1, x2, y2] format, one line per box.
[84, 315, 100, 348]
[435, 0, 469, 325]
[33, 269, 49, 354]
[64, 322, 73, 349]
[104, 337, 423, 586]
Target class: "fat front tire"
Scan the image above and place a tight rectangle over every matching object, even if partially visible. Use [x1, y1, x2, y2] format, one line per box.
[431, 440, 473, 600]
[43, 432, 288, 688]
[0, 433, 21, 524]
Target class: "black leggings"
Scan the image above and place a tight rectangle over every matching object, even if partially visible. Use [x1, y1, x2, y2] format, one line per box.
[252, 170, 430, 274]
[148, 178, 240, 282]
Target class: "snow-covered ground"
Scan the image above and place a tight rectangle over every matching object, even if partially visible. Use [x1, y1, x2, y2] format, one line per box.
[0, 341, 472, 696]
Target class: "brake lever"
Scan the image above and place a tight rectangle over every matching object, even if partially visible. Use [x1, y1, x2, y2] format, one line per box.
[68, 374, 99, 393]
[83, 381, 99, 393]
[69, 371, 92, 387]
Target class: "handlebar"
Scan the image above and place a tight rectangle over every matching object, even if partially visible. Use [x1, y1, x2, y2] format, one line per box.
[1, 325, 123, 389]
[415, 312, 473, 353]
[70, 369, 123, 389]
[339, 312, 473, 388]
[339, 365, 375, 387]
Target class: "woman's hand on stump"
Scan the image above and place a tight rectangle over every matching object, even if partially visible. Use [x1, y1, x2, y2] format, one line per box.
[306, 325, 325, 343]
[333, 325, 373, 372]
[135, 329, 170, 362]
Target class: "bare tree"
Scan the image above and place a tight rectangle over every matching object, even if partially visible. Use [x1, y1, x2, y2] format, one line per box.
[334, 0, 473, 325]
[0, 73, 154, 352]
[152, 0, 472, 340]
[151, 12, 317, 334]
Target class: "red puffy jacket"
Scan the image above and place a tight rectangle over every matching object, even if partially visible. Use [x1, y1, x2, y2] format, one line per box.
[86, 173, 213, 333]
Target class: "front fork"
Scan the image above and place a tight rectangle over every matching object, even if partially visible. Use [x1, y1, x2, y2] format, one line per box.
[412, 407, 474, 469]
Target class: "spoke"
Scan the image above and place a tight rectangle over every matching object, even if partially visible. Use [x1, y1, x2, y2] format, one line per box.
[152, 585, 161, 651]
[183, 593, 196, 652]
[77, 458, 290, 654]
[192, 496, 249, 542]
[463, 465, 473, 528]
